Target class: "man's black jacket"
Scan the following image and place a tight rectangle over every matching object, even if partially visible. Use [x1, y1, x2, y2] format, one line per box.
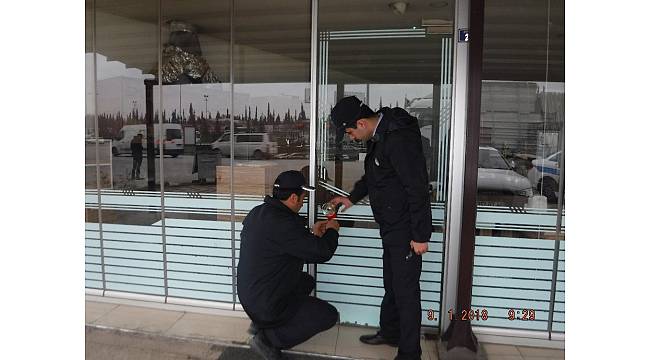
[236, 195, 339, 328]
[348, 107, 432, 245]
[130, 139, 143, 158]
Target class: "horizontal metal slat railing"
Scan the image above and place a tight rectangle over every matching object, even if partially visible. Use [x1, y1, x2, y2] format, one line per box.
[86, 191, 565, 337]
[470, 206, 565, 335]
[85, 191, 446, 326]
[552, 241, 565, 332]
[313, 213, 445, 328]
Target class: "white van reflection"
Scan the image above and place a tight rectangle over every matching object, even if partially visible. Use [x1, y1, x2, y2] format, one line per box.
[112, 124, 184, 158]
[210, 132, 278, 160]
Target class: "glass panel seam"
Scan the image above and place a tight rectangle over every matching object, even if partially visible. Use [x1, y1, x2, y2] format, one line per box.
[157, 0, 169, 302]
[229, 0, 236, 311]
[91, 0, 107, 296]
[308, 0, 319, 291]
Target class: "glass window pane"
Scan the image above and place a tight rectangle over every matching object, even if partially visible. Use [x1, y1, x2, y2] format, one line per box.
[471, 0, 565, 333]
[85, 0, 102, 291]
[158, 0, 233, 304]
[232, 0, 311, 305]
[85, 0, 98, 192]
[93, 0, 164, 297]
[236, 135, 248, 143]
[317, 0, 455, 328]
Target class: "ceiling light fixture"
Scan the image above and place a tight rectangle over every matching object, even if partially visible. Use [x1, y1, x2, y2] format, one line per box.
[389, 1, 409, 16]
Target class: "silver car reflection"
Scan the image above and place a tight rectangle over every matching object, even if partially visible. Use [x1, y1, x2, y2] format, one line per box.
[478, 146, 533, 197]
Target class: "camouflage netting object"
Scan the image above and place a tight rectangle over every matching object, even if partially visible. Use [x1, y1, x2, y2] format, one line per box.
[160, 45, 219, 84]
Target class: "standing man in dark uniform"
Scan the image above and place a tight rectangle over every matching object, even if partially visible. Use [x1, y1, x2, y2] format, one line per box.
[130, 133, 143, 180]
[237, 170, 341, 360]
[329, 96, 432, 360]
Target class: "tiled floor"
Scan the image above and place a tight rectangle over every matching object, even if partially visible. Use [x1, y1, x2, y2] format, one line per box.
[86, 299, 563, 360]
[481, 343, 565, 360]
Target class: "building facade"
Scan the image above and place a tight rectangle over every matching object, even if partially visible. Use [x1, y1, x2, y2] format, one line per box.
[85, 0, 565, 346]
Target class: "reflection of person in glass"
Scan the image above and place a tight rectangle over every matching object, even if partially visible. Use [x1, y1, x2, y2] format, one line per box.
[130, 134, 143, 180]
[237, 171, 340, 360]
[329, 96, 432, 360]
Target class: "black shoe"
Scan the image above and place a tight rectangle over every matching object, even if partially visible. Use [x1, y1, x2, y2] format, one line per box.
[248, 322, 259, 335]
[393, 356, 420, 360]
[250, 334, 281, 360]
[359, 333, 399, 347]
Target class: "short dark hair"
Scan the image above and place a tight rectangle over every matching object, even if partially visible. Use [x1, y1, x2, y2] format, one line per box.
[272, 187, 305, 201]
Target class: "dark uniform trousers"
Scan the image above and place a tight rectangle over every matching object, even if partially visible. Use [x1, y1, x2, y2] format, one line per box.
[262, 272, 339, 350]
[378, 242, 423, 360]
[131, 156, 142, 179]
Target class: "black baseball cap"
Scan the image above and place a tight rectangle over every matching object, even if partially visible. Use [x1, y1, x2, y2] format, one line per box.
[330, 96, 375, 130]
[273, 170, 315, 192]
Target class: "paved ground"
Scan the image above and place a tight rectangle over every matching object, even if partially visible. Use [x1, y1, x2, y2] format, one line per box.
[86, 298, 565, 360]
[86, 326, 226, 360]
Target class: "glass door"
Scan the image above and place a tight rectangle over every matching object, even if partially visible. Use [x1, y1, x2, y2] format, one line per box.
[469, 0, 565, 338]
[314, 0, 455, 331]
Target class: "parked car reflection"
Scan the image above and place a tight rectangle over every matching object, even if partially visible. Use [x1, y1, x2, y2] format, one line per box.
[210, 132, 278, 159]
[528, 150, 562, 202]
[477, 146, 533, 205]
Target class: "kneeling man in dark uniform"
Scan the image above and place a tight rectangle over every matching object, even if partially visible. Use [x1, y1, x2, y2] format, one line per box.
[237, 170, 340, 360]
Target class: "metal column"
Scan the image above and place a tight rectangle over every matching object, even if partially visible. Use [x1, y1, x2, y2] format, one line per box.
[307, 0, 319, 284]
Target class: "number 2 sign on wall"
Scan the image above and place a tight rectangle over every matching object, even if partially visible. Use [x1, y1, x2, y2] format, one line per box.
[459, 29, 469, 42]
